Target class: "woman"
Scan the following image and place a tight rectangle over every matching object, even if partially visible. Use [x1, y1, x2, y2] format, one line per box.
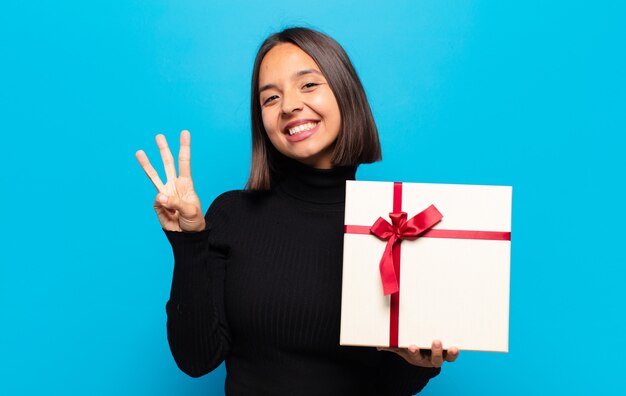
[136, 27, 458, 395]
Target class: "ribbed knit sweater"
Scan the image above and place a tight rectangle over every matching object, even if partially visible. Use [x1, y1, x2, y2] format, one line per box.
[164, 160, 440, 395]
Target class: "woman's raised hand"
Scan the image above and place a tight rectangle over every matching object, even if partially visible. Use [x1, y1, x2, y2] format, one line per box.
[135, 131, 205, 232]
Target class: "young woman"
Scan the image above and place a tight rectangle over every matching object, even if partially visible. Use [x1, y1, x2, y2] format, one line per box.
[136, 27, 458, 395]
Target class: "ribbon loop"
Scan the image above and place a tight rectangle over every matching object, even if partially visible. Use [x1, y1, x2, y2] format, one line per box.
[370, 205, 443, 295]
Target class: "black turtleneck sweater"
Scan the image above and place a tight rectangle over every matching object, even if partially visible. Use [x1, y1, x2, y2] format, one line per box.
[164, 161, 440, 395]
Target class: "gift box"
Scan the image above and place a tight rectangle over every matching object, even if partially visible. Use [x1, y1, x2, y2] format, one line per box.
[340, 181, 512, 352]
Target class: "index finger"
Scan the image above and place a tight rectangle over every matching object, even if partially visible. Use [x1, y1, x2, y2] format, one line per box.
[178, 130, 192, 178]
[135, 150, 166, 193]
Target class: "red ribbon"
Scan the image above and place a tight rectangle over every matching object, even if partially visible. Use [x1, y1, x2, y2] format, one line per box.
[343, 182, 511, 347]
[370, 206, 443, 295]
[343, 225, 512, 241]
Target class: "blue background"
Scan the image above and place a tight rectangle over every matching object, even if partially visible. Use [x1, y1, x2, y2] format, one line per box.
[1, 0, 624, 394]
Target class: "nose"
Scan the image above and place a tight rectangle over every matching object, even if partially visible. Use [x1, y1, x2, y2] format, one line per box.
[281, 90, 303, 115]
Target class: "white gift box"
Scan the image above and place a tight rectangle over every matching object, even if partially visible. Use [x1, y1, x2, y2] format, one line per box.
[340, 181, 512, 352]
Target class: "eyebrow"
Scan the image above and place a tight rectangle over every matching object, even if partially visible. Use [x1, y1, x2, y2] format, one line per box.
[259, 69, 323, 93]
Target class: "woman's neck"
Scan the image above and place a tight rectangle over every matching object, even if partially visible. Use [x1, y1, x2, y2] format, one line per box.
[275, 157, 356, 204]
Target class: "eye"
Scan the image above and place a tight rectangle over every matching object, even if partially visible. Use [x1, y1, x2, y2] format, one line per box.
[302, 82, 319, 90]
[262, 95, 279, 106]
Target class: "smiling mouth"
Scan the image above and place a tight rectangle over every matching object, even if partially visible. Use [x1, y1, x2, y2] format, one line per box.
[287, 121, 319, 136]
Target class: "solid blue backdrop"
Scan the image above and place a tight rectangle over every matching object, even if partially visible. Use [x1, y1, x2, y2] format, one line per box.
[1, 0, 624, 394]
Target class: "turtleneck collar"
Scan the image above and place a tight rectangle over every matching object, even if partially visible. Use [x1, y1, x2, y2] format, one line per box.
[274, 157, 356, 205]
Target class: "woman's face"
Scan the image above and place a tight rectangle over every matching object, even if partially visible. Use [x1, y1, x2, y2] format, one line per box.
[258, 43, 341, 169]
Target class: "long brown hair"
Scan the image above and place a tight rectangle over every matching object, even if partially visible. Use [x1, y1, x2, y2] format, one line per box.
[246, 27, 382, 190]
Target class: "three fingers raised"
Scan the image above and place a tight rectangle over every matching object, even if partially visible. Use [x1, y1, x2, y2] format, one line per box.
[135, 130, 193, 191]
[137, 130, 204, 232]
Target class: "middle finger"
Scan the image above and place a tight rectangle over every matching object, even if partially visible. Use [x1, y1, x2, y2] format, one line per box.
[431, 340, 444, 367]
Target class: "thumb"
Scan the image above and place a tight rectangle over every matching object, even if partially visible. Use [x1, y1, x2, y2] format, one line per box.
[157, 194, 199, 218]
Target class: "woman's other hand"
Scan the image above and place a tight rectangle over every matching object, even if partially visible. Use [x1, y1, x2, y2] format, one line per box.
[135, 131, 205, 232]
[378, 340, 459, 368]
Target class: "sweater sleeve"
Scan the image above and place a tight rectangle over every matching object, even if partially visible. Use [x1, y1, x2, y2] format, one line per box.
[380, 352, 441, 395]
[163, 192, 234, 378]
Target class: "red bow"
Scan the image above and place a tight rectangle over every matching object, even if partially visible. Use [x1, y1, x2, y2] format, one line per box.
[370, 205, 443, 295]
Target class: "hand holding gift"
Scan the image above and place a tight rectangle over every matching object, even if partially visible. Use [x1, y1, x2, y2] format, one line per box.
[378, 340, 460, 368]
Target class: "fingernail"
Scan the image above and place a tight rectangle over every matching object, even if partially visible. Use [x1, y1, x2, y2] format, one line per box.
[158, 194, 168, 204]
[434, 341, 442, 348]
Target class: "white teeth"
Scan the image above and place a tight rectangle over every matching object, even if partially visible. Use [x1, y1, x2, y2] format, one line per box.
[288, 122, 318, 135]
